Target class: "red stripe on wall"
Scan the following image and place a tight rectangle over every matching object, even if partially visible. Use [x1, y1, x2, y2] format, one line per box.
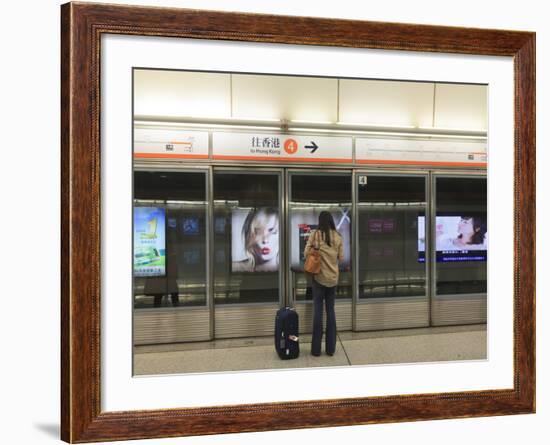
[356, 159, 487, 167]
[212, 155, 351, 163]
[134, 153, 209, 159]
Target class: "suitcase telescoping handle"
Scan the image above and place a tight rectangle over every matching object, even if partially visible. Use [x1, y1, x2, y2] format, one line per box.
[288, 335, 299, 342]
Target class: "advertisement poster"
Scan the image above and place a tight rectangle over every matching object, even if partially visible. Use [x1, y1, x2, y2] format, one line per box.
[290, 207, 351, 271]
[231, 207, 280, 272]
[133, 207, 166, 277]
[418, 215, 487, 262]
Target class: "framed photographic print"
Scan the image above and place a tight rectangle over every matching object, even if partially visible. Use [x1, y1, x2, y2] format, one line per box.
[61, 2, 535, 442]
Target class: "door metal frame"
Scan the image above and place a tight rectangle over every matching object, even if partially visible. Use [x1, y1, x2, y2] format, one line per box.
[351, 169, 357, 330]
[353, 169, 431, 329]
[354, 169, 431, 298]
[134, 161, 487, 340]
[132, 165, 214, 339]
[208, 166, 214, 339]
[211, 167, 286, 310]
[430, 170, 488, 304]
[132, 166, 212, 310]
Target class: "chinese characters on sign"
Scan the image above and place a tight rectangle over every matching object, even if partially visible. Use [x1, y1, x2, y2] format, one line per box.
[251, 136, 281, 150]
[134, 129, 486, 166]
[212, 132, 352, 162]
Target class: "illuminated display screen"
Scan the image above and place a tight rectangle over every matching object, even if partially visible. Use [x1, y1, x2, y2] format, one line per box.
[133, 207, 166, 277]
[418, 215, 487, 262]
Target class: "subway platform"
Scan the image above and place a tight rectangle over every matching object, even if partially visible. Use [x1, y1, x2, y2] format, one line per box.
[134, 324, 486, 376]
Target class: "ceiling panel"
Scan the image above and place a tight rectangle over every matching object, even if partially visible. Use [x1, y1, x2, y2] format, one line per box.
[339, 79, 435, 127]
[134, 69, 231, 118]
[133, 70, 487, 133]
[232, 74, 338, 122]
[433, 84, 487, 131]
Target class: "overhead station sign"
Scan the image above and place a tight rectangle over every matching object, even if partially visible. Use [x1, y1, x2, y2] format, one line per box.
[134, 127, 487, 167]
[134, 128, 209, 159]
[355, 138, 487, 166]
[212, 132, 352, 163]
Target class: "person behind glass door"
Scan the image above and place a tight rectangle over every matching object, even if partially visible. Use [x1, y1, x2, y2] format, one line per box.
[304, 211, 344, 357]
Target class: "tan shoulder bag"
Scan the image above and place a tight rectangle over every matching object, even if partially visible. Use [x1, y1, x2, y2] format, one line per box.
[304, 230, 321, 274]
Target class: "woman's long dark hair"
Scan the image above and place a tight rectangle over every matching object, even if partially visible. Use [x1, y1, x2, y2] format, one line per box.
[318, 211, 336, 246]
[459, 215, 487, 245]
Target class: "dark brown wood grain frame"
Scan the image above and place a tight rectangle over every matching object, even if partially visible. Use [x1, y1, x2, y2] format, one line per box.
[61, 2, 536, 442]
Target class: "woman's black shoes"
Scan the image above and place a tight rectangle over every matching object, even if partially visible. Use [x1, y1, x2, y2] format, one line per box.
[311, 352, 321, 357]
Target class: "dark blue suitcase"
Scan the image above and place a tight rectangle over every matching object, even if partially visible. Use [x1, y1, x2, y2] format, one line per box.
[275, 307, 300, 359]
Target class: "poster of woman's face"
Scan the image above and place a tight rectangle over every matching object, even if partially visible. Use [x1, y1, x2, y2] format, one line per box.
[434, 216, 488, 251]
[231, 207, 280, 272]
[418, 215, 488, 262]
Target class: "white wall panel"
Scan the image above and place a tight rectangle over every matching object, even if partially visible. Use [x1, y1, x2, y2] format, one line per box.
[134, 70, 487, 133]
[339, 79, 435, 127]
[232, 74, 338, 122]
[434, 83, 487, 130]
[134, 69, 231, 118]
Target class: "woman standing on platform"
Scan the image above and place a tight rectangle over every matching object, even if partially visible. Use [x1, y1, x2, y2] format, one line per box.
[304, 211, 344, 357]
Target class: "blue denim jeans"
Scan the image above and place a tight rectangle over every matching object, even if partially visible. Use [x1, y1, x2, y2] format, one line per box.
[311, 278, 337, 355]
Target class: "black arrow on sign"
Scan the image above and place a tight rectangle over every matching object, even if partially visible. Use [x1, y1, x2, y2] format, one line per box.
[305, 141, 319, 153]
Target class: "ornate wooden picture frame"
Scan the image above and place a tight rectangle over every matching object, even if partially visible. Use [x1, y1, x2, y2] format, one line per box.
[61, 2, 535, 442]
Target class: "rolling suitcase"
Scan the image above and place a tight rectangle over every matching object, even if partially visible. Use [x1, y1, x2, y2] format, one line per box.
[274, 307, 300, 359]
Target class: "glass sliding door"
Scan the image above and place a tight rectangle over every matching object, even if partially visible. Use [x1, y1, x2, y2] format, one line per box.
[355, 172, 429, 331]
[357, 174, 427, 299]
[213, 171, 282, 304]
[431, 174, 487, 326]
[133, 169, 211, 345]
[133, 170, 208, 308]
[212, 170, 282, 337]
[288, 172, 353, 303]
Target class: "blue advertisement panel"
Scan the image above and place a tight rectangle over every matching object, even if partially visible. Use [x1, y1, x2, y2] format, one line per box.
[133, 206, 166, 277]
